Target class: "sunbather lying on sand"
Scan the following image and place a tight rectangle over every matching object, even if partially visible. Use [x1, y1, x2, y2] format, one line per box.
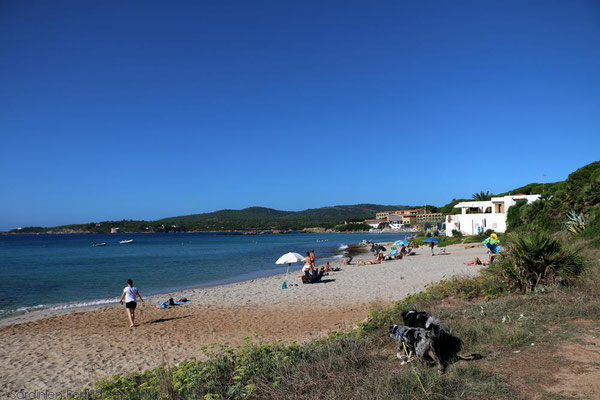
[465, 257, 489, 266]
[356, 260, 381, 266]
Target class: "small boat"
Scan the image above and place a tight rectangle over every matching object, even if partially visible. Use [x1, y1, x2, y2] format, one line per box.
[92, 242, 107, 247]
[119, 239, 134, 244]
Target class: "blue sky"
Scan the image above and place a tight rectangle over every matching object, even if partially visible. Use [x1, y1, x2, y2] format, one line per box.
[1, 1, 599, 230]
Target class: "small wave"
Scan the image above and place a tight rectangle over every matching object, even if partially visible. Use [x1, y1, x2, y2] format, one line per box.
[331, 254, 343, 259]
[49, 298, 118, 310]
[1, 298, 119, 319]
[15, 304, 46, 313]
[338, 244, 349, 250]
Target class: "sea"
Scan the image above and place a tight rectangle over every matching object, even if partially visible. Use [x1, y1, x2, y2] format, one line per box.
[0, 232, 409, 319]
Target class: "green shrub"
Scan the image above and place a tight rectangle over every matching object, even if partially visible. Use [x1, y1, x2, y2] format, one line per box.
[506, 199, 528, 231]
[489, 230, 587, 293]
[578, 206, 600, 247]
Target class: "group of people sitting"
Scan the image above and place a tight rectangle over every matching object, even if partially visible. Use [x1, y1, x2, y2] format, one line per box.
[384, 244, 414, 260]
[299, 250, 341, 284]
[356, 242, 415, 265]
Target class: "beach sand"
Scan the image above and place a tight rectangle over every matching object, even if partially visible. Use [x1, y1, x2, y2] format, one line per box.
[0, 243, 486, 394]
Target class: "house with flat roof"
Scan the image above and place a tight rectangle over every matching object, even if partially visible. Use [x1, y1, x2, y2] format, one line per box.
[445, 194, 540, 236]
[364, 219, 386, 229]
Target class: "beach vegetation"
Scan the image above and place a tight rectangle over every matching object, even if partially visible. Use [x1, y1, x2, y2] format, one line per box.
[488, 230, 587, 293]
[564, 209, 587, 234]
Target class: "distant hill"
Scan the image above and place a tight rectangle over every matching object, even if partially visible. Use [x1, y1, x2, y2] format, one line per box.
[9, 204, 411, 233]
[158, 204, 410, 231]
[9, 160, 598, 234]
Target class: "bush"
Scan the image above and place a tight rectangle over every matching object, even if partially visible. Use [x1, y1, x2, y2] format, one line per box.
[451, 229, 462, 238]
[506, 199, 527, 231]
[578, 206, 600, 247]
[489, 230, 587, 293]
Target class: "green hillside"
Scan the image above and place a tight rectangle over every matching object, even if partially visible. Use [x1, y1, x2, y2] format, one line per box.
[9, 204, 409, 233]
[158, 204, 409, 231]
[9, 161, 598, 234]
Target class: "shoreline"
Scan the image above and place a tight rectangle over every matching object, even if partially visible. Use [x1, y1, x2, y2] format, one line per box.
[0, 236, 376, 324]
[0, 243, 487, 393]
[0, 245, 369, 326]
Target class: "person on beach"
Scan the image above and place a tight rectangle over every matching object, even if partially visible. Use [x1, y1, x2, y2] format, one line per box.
[372, 244, 380, 260]
[303, 252, 312, 272]
[482, 233, 501, 263]
[309, 250, 316, 267]
[119, 279, 145, 328]
[465, 257, 489, 266]
[430, 241, 435, 256]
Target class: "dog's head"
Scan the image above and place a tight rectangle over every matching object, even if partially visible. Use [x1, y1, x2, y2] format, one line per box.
[425, 316, 441, 336]
[401, 310, 415, 320]
[388, 324, 400, 338]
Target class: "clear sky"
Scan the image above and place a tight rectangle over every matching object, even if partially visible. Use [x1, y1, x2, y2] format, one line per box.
[1, 1, 599, 230]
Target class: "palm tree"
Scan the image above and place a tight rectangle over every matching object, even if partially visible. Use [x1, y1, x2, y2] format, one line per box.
[472, 191, 492, 201]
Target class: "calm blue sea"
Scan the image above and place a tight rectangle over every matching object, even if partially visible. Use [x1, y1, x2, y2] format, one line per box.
[0, 232, 408, 318]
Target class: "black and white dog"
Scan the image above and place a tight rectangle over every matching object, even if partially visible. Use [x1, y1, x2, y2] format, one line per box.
[401, 310, 441, 336]
[388, 324, 444, 372]
[389, 310, 472, 372]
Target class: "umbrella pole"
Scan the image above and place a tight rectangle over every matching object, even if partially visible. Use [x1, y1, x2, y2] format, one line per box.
[281, 263, 291, 289]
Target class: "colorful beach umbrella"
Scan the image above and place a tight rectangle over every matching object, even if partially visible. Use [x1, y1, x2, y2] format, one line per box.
[422, 237, 439, 243]
[393, 240, 410, 246]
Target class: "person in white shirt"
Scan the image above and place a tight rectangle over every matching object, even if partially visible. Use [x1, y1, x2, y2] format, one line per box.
[118, 279, 145, 327]
[302, 251, 312, 273]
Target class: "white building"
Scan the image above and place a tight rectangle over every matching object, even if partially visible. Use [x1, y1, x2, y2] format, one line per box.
[364, 219, 386, 229]
[445, 194, 540, 236]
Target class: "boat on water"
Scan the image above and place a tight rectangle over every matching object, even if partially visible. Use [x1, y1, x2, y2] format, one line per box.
[119, 239, 134, 244]
[92, 242, 107, 247]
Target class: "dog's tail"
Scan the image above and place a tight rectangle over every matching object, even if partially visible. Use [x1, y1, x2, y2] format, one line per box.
[455, 353, 482, 361]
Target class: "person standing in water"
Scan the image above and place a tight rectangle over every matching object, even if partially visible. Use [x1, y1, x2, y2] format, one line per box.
[118, 279, 144, 328]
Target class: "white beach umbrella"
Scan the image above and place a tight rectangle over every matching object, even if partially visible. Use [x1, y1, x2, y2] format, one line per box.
[275, 252, 305, 265]
[275, 252, 305, 289]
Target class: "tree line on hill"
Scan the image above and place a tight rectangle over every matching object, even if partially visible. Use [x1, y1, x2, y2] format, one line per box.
[8, 161, 599, 234]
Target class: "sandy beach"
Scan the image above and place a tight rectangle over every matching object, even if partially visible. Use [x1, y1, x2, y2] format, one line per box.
[0, 243, 486, 394]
